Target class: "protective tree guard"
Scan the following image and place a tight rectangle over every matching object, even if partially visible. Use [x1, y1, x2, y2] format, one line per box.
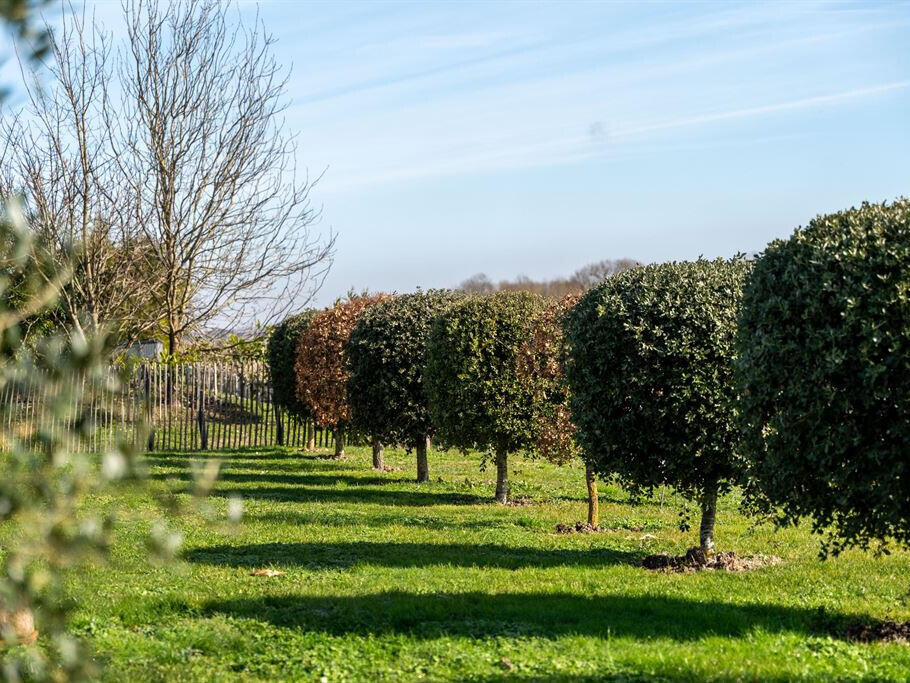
[700, 487, 718, 555]
[585, 463, 599, 528]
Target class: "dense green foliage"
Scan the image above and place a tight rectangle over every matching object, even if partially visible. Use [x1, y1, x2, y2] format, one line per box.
[346, 290, 459, 475]
[736, 200, 910, 555]
[565, 258, 750, 551]
[426, 292, 546, 455]
[7, 444, 910, 681]
[266, 310, 317, 421]
[425, 292, 546, 502]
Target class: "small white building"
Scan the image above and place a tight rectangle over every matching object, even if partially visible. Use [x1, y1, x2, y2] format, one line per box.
[117, 339, 163, 360]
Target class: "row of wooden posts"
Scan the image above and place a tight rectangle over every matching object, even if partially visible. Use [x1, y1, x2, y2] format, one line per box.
[1, 361, 340, 453]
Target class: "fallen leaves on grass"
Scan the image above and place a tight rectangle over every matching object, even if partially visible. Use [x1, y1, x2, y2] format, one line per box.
[249, 569, 285, 577]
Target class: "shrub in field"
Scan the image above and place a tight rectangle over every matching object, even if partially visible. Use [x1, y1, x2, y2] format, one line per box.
[565, 258, 750, 553]
[346, 290, 461, 482]
[516, 294, 602, 526]
[295, 294, 388, 460]
[267, 309, 318, 447]
[736, 199, 910, 556]
[426, 291, 547, 502]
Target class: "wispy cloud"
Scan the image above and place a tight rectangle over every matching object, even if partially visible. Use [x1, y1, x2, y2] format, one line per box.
[317, 79, 910, 193]
[614, 80, 910, 139]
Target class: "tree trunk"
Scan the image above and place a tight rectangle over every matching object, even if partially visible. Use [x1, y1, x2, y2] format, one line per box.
[495, 448, 509, 504]
[275, 406, 284, 446]
[585, 462, 599, 528]
[416, 436, 429, 483]
[306, 421, 315, 451]
[371, 436, 384, 470]
[333, 425, 345, 459]
[699, 485, 718, 555]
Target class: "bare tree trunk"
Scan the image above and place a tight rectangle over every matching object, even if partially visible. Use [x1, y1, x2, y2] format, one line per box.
[333, 425, 345, 459]
[585, 462, 599, 528]
[700, 485, 718, 555]
[495, 448, 509, 504]
[416, 436, 429, 483]
[371, 436, 384, 470]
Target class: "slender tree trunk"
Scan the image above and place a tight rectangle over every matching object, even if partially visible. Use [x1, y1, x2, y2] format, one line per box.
[585, 462, 599, 528]
[333, 424, 345, 459]
[699, 485, 718, 555]
[275, 406, 284, 446]
[416, 436, 429, 483]
[371, 436, 384, 470]
[495, 448, 509, 504]
[306, 421, 316, 451]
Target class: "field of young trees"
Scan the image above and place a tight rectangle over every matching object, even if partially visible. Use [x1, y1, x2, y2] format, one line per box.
[1, 1, 909, 681]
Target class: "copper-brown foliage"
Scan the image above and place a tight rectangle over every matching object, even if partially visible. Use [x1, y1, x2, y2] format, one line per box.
[294, 294, 389, 427]
[517, 294, 579, 465]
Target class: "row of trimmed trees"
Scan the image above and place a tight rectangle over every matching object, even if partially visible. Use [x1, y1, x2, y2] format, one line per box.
[269, 199, 909, 557]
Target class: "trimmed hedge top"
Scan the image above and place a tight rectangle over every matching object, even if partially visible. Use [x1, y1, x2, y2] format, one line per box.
[564, 258, 750, 499]
[346, 290, 461, 448]
[736, 199, 910, 553]
[267, 310, 317, 421]
[425, 291, 547, 455]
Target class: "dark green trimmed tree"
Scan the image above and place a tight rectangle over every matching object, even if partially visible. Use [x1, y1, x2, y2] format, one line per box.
[267, 310, 317, 448]
[425, 291, 546, 503]
[346, 290, 460, 482]
[736, 199, 910, 556]
[565, 258, 750, 553]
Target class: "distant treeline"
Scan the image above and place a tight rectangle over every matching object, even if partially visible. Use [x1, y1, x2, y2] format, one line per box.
[456, 258, 641, 298]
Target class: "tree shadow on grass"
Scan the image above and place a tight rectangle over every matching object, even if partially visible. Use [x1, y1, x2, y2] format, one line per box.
[148, 470, 412, 487]
[142, 455, 353, 474]
[186, 540, 638, 570]
[207, 485, 486, 506]
[199, 590, 845, 643]
[248, 510, 546, 531]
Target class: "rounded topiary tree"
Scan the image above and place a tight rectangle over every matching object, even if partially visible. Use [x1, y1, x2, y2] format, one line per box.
[516, 294, 602, 526]
[736, 199, 910, 556]
[295, 294, 388, 460]
[426, 291, 547, 503]
[346, 290, 460, 482]
[267, 310, 318, 449]
[565, 258, 750, 554]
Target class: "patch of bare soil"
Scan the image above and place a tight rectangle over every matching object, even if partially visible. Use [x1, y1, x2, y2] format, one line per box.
[555, 521, 606, 534]
[846, 620, 910, 644]
[503, 497, 536, 507]
[641, 547, 781, 573]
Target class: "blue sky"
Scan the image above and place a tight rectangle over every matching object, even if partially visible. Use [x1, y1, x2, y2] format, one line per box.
[7, 1, 910, 306]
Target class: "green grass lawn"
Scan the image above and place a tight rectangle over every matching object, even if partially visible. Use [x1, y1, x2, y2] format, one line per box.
[13, 445, 910, 681]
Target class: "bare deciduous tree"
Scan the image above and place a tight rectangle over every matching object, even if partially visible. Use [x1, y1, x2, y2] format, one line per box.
[116, 0, 334, 354]
[0, 10, 164, 344]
